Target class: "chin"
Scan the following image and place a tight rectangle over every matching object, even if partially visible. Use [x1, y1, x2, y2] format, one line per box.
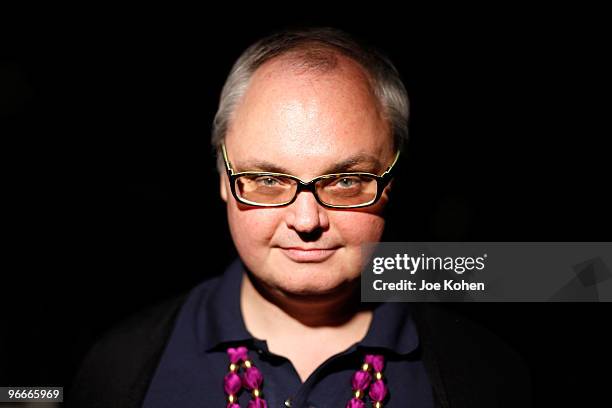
[264, 255, 361, 297]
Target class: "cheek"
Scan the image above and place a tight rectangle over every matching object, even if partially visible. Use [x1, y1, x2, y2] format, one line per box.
[333, 211, 386, 245]
[226, 201, 280, 257]
[328, 212, 385, 282]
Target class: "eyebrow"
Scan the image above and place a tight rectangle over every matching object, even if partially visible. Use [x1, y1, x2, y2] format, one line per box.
[234, 153, 384, 175]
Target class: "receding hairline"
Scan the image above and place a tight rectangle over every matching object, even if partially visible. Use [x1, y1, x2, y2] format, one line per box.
[249, 41, 379, 93]
[231, 45, 387, 131]
[212, 28, 410, 172]
[251, 37, 366, 70]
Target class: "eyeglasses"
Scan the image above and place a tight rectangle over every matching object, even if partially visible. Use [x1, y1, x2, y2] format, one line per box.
[221, 143, 400, 209]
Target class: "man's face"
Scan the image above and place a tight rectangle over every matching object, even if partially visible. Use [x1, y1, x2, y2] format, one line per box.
[221, 55, 395, 297]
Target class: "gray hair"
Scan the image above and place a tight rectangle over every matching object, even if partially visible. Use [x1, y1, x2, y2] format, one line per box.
[211, 27, 410, 171]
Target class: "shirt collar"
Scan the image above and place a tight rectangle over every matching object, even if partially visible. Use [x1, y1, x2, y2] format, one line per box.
[196, 258, 419, 355]
[197, 258, 253, 352]
[358, 301, 420, 355]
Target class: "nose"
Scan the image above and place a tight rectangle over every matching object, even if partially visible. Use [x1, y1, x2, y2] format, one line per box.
[284, 190, 329, 234]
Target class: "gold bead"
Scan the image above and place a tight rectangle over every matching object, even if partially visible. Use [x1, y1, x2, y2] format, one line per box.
[253, 389, 260, 398]
[362, 363, 370, 371]
[375, 372, 383, 380]
[374, 402, 382, 408]
[228, 395, 236, 403]
[244, 360, 252, 368]
[229, 363, 238, 372]
[354, 389, 361, 398]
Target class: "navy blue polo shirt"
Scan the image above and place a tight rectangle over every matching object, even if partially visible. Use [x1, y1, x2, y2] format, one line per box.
[143, 259, 434, 408]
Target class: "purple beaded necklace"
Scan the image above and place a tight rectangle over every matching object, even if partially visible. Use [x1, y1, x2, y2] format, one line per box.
[224, 346, 388, 408]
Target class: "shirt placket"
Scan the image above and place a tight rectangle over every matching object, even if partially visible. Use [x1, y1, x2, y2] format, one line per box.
[253, 339, 358, 408]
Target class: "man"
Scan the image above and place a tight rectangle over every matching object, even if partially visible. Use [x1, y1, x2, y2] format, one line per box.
[68, 28, 530, 408]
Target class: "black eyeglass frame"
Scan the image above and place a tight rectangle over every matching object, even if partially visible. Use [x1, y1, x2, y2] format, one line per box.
[221, 143, 400, 209]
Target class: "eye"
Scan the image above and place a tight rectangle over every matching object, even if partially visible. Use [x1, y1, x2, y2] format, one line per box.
[256, 176, 283, 187]
[336, 177, 361, 188]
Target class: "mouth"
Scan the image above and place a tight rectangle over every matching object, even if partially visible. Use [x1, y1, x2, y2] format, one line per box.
[278, 247, 340, 263]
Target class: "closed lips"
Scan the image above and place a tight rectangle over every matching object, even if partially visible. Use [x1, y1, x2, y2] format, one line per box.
[279, 247, 339, 262]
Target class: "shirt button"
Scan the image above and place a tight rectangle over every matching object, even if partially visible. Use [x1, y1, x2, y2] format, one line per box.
[284, 398, 292, 407]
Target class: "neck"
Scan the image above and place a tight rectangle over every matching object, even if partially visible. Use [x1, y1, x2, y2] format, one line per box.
[240, 268, 373, 340]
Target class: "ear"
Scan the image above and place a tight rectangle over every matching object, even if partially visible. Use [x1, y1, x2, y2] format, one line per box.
[220, 172, 228, 202]
[382, 179, 394, 199]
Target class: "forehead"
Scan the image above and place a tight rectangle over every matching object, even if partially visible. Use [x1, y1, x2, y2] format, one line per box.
[225, 54, 393, 176]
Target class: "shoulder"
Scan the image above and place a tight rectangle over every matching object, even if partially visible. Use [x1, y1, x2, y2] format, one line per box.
[67, 273, 227, 408]
[412, 304, 531, 408]
[414, 303, 524, 362]
[66, 292, 190, 408]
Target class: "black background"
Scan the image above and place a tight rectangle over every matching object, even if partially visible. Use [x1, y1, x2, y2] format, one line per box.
[1, 5, 610, 407]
